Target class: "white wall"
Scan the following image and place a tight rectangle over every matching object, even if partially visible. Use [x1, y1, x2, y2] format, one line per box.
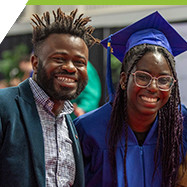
[173, 23, 187, 106]
[7, 5, 187, 35]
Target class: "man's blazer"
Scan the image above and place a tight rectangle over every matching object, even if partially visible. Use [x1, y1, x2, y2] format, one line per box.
[0, 79, 84, 187]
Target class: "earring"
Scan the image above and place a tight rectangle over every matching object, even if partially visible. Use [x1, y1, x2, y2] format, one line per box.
[121, 84, 125, 90]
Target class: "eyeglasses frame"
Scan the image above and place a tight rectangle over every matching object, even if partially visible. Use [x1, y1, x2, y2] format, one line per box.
[131, 70, 176, 91]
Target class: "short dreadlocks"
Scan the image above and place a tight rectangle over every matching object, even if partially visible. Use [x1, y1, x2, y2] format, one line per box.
[31, 8, 100, 56]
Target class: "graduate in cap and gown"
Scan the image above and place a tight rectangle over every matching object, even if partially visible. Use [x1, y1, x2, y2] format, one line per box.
[74, 11, 187, 187]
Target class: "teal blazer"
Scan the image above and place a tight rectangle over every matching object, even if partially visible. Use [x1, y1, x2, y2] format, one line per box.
[0, 79, 85, 187]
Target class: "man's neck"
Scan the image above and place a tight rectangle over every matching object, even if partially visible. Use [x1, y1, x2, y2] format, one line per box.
[52, 100, 65, 116]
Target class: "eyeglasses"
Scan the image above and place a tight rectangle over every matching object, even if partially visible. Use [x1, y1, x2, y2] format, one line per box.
[131, 70, 176, 91]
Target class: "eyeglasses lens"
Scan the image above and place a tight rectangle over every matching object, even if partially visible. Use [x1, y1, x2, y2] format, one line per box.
[158, 76, 174, 90]
[135, 72, 151, 87]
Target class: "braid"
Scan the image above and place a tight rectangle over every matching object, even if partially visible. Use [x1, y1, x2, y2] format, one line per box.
[107, 44, 147, 186]
[154, 48, 184, 186]
[108, 44, 185, 186]
[31, 8, 100, 56]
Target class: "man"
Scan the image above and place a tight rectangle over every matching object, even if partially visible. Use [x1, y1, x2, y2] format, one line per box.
[0, 8, 99, 187]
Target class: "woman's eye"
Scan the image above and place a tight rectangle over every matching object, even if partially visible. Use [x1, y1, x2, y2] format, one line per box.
[138, 74, 149, 81]
[158, 77, 170, 84]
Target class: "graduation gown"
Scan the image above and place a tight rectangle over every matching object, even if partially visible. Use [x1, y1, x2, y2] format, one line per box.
[74, 102, 187, 187]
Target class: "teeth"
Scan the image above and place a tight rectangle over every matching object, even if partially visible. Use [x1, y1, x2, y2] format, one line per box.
[57, 77, 75, 83]
[141, 96, 157, 103]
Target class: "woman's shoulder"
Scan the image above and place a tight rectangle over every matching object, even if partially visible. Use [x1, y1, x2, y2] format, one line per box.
[182, 104, 187, 127]
[182, 104, 187, 114]
[182, 105, 187, 152]
[74, 102, 112, 127]
[74, 102, 112, 146]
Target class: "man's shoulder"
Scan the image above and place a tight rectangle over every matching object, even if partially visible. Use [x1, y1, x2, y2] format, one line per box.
[0, 79, 31, 104]
[0, 86, 18, 99]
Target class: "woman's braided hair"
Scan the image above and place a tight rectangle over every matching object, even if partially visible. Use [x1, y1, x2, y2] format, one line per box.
[108, 44, 185, 187]
[30, 8, 100, 56]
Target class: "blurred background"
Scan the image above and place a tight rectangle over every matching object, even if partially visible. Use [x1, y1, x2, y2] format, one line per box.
[0, 5, 187, 107]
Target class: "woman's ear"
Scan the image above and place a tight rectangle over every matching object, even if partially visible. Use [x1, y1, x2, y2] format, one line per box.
[31, 55, 38, 75]
[120, 72, 126, 90]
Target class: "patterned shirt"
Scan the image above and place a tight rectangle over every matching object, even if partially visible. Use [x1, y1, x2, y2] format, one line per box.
[29, 78, 75, 187]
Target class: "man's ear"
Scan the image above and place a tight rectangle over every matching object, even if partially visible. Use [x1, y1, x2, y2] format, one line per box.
[120, 72, 126, 90]
[31, 55, 38, 74]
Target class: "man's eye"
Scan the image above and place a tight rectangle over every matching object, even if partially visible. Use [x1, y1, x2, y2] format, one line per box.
[52, 57, 65, 62]
[74, 60, 86, 65]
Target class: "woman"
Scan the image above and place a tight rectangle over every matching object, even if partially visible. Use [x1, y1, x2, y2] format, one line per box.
[74, 11, 187, 187]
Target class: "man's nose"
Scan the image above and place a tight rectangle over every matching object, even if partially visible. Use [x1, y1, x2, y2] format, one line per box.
[61, 61, 76, 73]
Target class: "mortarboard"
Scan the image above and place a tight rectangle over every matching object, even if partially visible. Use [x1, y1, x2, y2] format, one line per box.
[101, 11, 187, 102]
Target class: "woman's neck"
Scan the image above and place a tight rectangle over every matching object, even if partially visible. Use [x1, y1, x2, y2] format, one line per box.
[127, 112, 157, 132]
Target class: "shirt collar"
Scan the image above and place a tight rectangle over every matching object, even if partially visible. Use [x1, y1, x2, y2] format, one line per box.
[29, 78, 73, 115]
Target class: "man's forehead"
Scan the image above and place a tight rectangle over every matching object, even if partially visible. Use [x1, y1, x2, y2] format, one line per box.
[38, 33, 88, 58]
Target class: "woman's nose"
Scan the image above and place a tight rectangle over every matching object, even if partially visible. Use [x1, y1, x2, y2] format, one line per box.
[147, 78, 158, 91]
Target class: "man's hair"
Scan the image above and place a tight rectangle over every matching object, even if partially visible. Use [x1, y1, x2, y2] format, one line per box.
[31, 8, 100, 55]
[107, 44, 185, 187]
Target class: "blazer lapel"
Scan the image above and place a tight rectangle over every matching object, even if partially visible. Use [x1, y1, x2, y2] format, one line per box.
[66, 115, 85, 187]
[16, 80, 45, 187]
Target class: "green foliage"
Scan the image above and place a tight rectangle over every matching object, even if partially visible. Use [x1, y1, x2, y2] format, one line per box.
[111, 54, 121, 89]
[0, 44, 29, 82]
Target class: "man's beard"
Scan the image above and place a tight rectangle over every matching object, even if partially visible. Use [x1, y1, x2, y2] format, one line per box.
[36, 61, 88, 101]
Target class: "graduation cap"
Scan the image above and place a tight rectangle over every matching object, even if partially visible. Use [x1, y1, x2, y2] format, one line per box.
[101, 11, 187, 102]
